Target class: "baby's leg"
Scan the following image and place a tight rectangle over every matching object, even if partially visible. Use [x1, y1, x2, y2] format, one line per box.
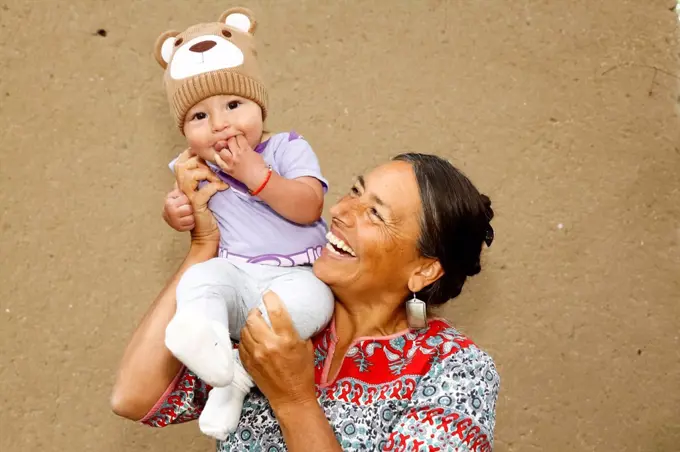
[216, 267, 334, 435]
[165, 258, 259, 387]
[262, 266, 335, 339]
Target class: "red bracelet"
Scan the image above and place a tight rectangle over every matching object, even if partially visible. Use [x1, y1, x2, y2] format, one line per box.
[249, 165, 273, 196]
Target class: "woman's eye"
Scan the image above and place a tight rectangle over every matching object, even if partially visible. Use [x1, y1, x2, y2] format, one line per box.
[227, 101, 240, 110]
[350, 186, 360, 196]
[369, 207, 383, 221]
[192, 112, 206, 121]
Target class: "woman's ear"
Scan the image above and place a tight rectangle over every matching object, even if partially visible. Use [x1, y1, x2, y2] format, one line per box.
[407, 259, 444, 294]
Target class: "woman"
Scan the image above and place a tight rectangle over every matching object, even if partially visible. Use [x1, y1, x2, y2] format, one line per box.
[111, 152, 499, 451]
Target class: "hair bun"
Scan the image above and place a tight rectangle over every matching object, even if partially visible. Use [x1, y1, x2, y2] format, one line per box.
[481, 194, 494, 247]
[465, 260, 482, 277]
[481, 194, 494, 221]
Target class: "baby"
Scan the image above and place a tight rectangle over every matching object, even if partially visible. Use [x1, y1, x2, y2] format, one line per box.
[153, 7, 335, 440]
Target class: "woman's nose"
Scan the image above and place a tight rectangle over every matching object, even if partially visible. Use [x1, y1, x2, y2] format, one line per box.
[330, 197, 358, 227]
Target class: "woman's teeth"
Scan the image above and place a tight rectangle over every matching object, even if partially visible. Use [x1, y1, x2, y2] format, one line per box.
[325, 231, 356, 257]
[325, 243, 344, 256]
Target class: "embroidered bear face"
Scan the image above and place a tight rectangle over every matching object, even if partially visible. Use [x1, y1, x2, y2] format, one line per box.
[153, 7, 268, 128]
[154, 8, 257, 79]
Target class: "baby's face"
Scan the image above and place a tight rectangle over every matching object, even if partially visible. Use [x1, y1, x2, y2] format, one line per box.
[183, 94, 263, 163]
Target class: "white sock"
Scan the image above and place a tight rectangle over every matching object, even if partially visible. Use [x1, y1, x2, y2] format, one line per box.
[199, 386, 235, 441]
[220, 362, 254, 435]
[165, 309, 234, 387]
[198, 362, 254, 440]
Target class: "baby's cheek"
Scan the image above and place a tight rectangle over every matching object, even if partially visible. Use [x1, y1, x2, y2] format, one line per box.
[244, 130, 263, 151]
[195, 148, 216, 163]
[184, 136, 211, 160]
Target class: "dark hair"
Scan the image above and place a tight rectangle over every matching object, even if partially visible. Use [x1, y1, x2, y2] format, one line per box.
[394, 153, 494, 306]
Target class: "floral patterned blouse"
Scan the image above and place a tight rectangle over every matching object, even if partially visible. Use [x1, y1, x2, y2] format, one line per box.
[141, 318, 500, 451]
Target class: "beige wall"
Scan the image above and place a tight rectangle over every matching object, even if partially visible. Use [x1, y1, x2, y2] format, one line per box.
[1, 1, 678, 451]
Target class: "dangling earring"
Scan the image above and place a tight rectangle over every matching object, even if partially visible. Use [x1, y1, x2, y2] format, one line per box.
[406, 293, 428, 330]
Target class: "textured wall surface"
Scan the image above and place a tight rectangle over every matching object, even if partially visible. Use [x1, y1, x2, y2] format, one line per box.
[0, 1, 678, 451]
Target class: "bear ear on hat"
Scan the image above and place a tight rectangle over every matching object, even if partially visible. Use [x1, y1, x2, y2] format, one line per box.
[154, 30, 180, 69]
[219, 7, 257, 34]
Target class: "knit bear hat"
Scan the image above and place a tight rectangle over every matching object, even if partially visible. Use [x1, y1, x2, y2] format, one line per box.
[153, 7, 268, 132]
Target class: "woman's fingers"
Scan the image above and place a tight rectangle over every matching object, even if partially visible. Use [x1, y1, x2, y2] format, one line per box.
[173, 150, 199, 174]
[194, 179, 229, 207]
[244, 308, 276, 341]
[237, 293, 317, 409]
[178, 167, 219, 194]
[261, 291, 298, 337]
[175, 153, 207, 175]
[204, 171, 224, 185]
[239, 310, 276, 376]
[238, 292, 300, 377]
[240, 316, 262, 350]
[174, 149, 192, 165]
[183, 158, 199, 170]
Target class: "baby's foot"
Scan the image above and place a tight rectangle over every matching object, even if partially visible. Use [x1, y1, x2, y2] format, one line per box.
[221, 361, 254, 434]
[199, 361, 254, 439]
[165, 310, 234, 387]
[199, 386, 234, 441]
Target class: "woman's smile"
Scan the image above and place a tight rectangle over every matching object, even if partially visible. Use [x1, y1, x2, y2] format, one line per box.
[324, 230, 356, 258]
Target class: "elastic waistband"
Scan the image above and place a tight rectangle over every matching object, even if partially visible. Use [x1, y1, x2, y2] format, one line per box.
[218, 246, 322, 267]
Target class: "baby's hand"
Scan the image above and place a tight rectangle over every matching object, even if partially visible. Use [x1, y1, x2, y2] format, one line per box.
[215, 135, 269, 190]
[162, 186, 195, 231]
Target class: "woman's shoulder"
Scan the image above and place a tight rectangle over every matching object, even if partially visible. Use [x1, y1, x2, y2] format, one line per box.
[414, 318, 500, 440]
[421, 318, 498, 375]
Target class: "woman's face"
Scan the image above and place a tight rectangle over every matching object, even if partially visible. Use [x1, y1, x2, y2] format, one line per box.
[313, 160, 424, 300]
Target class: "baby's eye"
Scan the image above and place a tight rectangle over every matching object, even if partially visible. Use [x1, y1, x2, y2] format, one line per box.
[192, 112, 207, 121]
[227, 101, 240, 110]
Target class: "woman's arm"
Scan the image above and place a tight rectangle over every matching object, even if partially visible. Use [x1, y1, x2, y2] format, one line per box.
[110, 244, 217, 420]
[275, 400, 343, 452]
[111, 151, 227, 420]
[239, 293, 342, 452]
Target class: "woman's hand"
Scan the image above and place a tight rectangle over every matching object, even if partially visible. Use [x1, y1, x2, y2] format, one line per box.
[173, 150, 229, 247]
[239, 294, 343, 452]
[239, 292, 317, 412]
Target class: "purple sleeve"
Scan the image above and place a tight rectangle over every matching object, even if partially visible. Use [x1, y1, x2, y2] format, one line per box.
[275, 134, 329, 192]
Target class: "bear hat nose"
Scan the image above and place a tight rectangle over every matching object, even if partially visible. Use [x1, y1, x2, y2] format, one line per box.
[189, 40, 216, 53]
